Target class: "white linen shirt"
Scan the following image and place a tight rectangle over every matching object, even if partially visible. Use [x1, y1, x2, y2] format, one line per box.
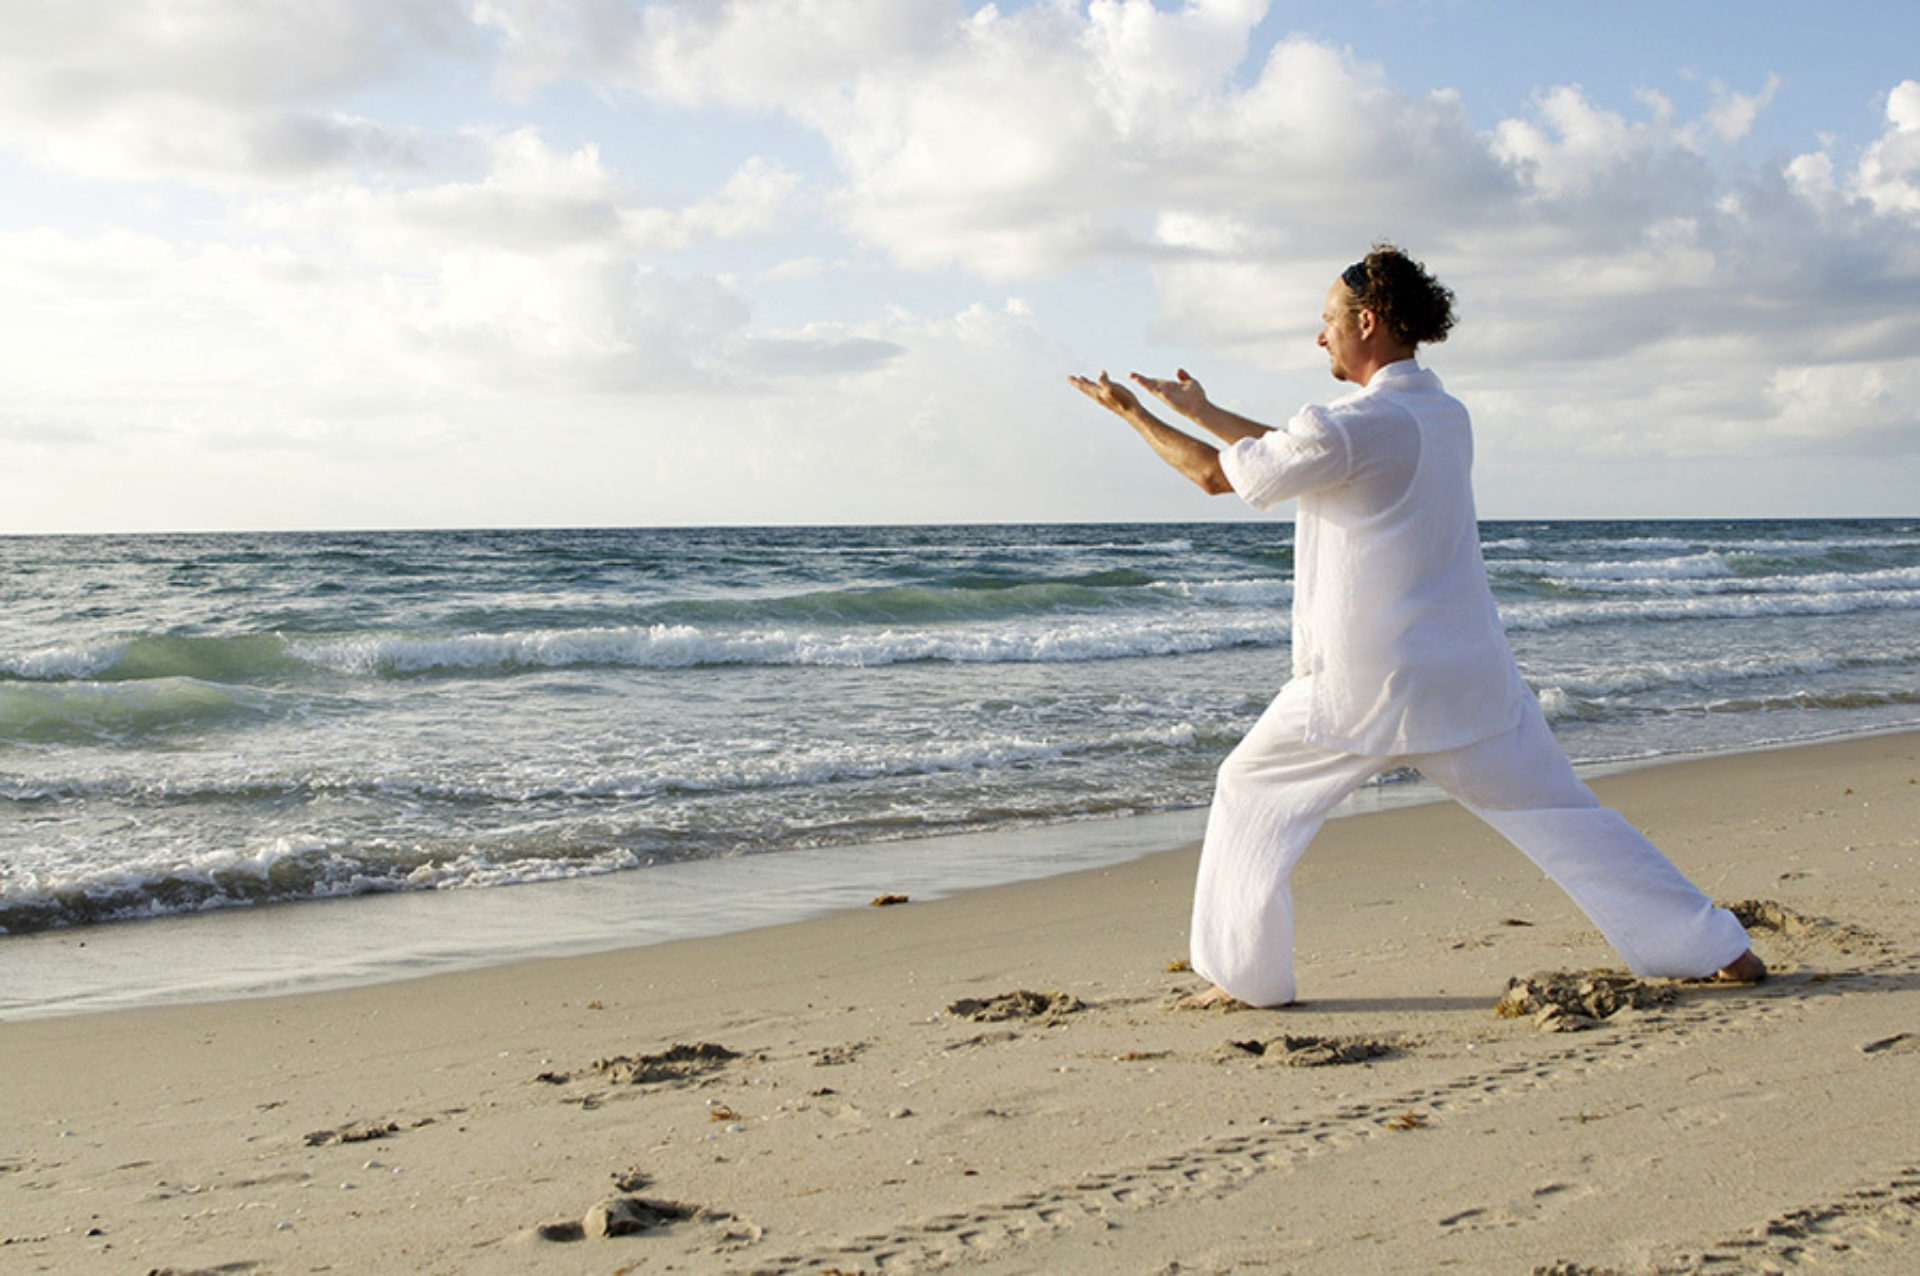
[1218, 359, 1529, 756]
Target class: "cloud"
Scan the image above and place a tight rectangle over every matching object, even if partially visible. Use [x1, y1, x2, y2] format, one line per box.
[1, 128, 882, 441]
[478, 0, 954, 106]
[676, 296, 1181, 524]
[1689, 73, 1782, 147]
[0, 0, 467, 185]
[475, 2, 1309, 278]
[784, 6, 1506, 279]
[223, 127, 845, 395]
[1856, 79, 1920, 215]
[547, 1, 1915, 478]
[620, 156, 810, 250]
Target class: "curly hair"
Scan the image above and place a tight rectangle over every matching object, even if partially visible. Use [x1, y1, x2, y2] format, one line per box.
[1341, 242, 1455, 348]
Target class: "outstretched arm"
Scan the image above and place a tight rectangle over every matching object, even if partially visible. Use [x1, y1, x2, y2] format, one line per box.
[1129, 369, 1273, 446]
[1068, 371, 1233, 496]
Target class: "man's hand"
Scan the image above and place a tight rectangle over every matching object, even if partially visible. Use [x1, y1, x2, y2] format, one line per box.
[1067, 370, 1142, 418]
[1067, 368, 1233, 496]
[1130, 368, 1209, 421]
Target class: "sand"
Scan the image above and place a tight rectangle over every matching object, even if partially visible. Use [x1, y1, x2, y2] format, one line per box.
[3, 732, 1917, 1274]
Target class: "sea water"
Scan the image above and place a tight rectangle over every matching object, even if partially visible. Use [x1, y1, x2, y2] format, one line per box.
[3, 520, 1916, 1015]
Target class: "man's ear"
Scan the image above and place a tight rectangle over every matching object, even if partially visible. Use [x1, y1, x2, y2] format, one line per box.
[1355, 307, 1378, 339]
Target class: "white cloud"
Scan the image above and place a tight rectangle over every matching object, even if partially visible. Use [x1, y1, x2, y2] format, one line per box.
[1492, 85, 1710, 208]
[478, 0, 954, 106]
[1081, 0, 1268, 132]
[1856, 79, 1920, 215]
[0, 0, 465, 185]
[680, 296, 1187, 524]
[620, 156, 809, 250]
[245, 127, 805, 264]
[791, 12, 1506, 279]
[1680, 74, 1783, 148]
[1, 136, 879, 454]
[221, 128, 840, 394]
[1762, 360, 1920, 451]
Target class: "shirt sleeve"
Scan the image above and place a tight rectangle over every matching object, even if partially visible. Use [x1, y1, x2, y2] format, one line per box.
[1218, 405, 1353, 511]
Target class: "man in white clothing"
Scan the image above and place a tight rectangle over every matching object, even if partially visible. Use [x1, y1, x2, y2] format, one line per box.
[1069, 244, 1763, 1007]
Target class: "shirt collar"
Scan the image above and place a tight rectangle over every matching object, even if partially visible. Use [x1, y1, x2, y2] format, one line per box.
[1365, 357, 1422, 388]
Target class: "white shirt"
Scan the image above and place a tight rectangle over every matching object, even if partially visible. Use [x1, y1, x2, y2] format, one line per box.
[1219, 359, 1529, 755]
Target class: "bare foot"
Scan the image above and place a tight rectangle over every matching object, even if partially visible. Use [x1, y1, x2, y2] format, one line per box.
[1715, 949, 1767, 984]
[1174, 984, 1278, 1010]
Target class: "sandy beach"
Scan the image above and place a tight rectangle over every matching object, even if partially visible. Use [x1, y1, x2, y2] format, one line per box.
[4, 731, 1916, 1274]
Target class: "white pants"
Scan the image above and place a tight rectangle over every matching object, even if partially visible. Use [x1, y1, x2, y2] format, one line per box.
[1190, 679, 1752, 1006]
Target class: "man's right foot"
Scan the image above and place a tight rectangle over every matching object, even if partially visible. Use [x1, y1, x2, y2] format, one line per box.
[1716, 949, 1767, 984]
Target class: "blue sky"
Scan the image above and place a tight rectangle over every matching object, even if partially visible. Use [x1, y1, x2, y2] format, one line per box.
[3, 0, 1918, 532]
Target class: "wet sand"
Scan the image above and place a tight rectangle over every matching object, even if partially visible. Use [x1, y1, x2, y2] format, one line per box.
[4, 731, 1917, 1273]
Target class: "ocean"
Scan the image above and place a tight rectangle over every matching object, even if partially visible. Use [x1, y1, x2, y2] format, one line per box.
[4, 519, 1917, 1016]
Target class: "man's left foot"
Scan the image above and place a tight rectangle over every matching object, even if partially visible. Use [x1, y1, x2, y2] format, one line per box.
[1715, 949, 1767, 984]
[1174, 984, 1260, 1010]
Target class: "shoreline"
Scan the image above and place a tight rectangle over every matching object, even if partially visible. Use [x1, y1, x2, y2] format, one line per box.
[3, 729, 1916, 1272]
[6, 723, 1919, 1022]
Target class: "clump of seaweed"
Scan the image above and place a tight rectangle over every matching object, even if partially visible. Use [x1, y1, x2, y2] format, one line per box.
[1496, 971, 1677, 1031]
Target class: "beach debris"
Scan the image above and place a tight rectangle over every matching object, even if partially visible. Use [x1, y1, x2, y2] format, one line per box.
[1728, 898, 1820, 934]
[946, 989, 1086, 1022]
[1383, 1111, 1428, 1130]
[1725, 898, 1880, 955]
[589, 1042, 741, 1086]
[706, 1101, 741, 1122]
[809, 1040, 870, 1066]
[870, 894, 909, 907]
[1496, 971, 1678, 1030]
[611, 1166, 652, 1192]
[941, 1029, 1023, 1051]
[1166, 958, 1192, 972]
[1216, 1034, 1396, 1067]
[304, 1120, 399, 1147]
[1860, 1032, 1917, 1055]
[1275, 1034, 1395, 1066]
[534, 1196, 698, 1242]
[1499, 917, 1535, 927]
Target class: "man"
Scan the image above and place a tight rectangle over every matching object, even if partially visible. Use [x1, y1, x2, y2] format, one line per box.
[1069, 243, 1763, 1007]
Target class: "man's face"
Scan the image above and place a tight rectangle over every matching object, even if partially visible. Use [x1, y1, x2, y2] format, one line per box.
[1317, 280, 1362, 383]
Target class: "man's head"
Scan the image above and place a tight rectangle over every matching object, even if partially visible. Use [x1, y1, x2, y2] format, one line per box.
[1317, 243, 1455, 384]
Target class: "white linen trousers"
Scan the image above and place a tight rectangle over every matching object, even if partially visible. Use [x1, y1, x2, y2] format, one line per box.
[1190, 676, 1753, 1007]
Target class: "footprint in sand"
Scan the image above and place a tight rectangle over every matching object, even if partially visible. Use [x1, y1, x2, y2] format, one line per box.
[946, 990, 1086, 1023]
[536, 1041, 743, 1087]
[303, 1117, 436, 1147]
[1215, 1034, 1398, 1067]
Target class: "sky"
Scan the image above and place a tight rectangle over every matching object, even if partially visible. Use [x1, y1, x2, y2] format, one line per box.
[3, 0, 1919, 533]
